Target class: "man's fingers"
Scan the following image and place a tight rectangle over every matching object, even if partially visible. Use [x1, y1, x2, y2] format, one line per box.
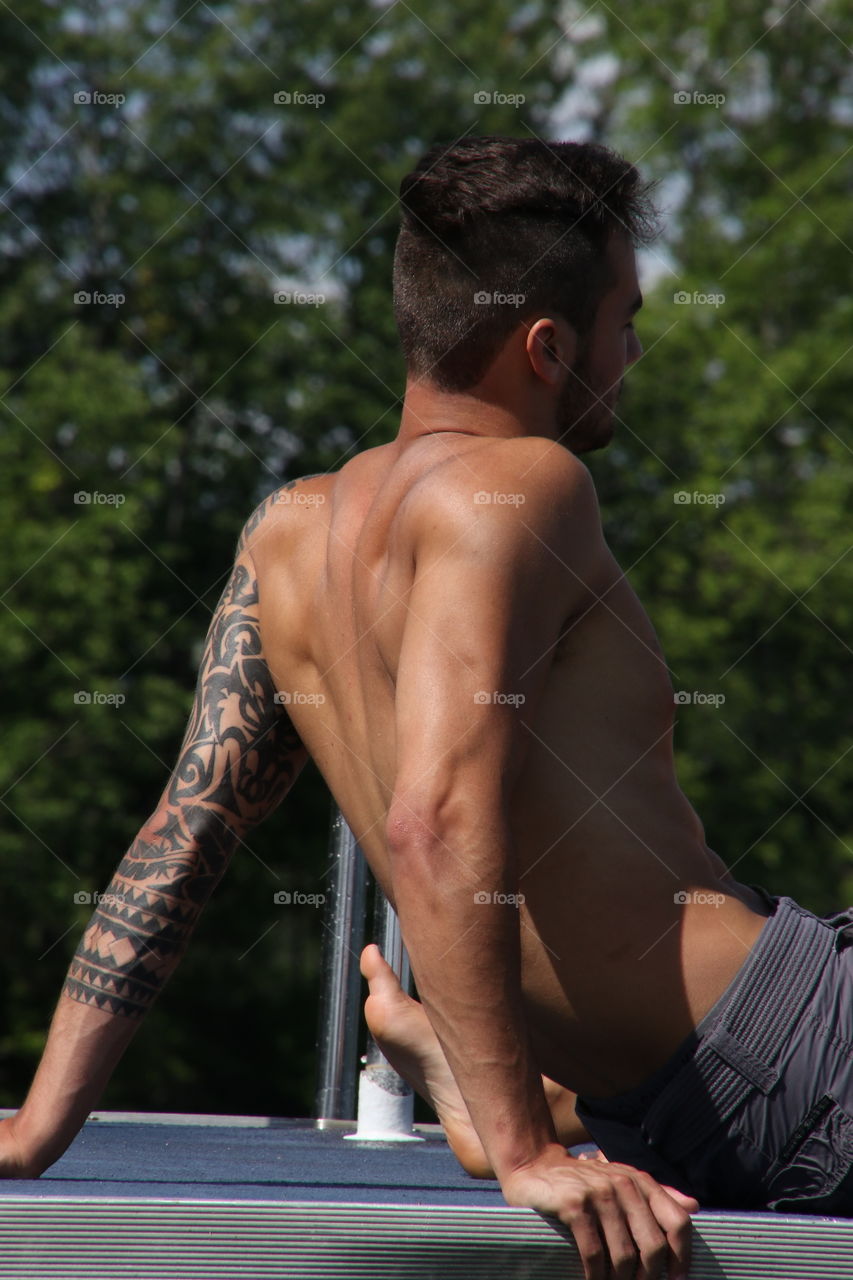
[503, 1155, 695, 1280]
[562, 1207, 611, 1280]
[646, 1180, 696, 1278]
[585, 1166, 694, 1280]
[598, 1174, 673, 1280]
[560, 1171, 667, 1280]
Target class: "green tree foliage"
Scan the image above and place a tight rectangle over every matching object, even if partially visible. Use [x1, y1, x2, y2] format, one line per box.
[1, 0, 850, 1113]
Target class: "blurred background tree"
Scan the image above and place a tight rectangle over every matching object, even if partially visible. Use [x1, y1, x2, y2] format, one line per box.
[0, 0, 850, 1114]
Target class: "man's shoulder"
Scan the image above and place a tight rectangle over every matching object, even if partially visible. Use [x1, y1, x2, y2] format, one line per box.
[236, 474, 335, 559]
[404, 436, 599, 545]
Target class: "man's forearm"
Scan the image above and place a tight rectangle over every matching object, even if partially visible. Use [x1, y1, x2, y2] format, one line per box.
[388, 816, 559, 1181]
[14, 815, 235, 1174]
[63, 807, 236, 1018]
[11, 994, 140, 1175]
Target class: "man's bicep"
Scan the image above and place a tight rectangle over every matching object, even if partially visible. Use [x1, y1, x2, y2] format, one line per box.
[125, 545, 307, 893]
[163, 549, 307, 845]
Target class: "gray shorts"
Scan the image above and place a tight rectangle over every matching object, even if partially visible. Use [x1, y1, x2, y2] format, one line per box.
[574, 891, 853, 1214]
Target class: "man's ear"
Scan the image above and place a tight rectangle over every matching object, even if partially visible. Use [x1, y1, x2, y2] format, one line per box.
[525, 317, 578, 385]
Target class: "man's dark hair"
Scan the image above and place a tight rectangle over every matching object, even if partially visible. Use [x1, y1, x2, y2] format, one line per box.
[392, 136, 658, 392]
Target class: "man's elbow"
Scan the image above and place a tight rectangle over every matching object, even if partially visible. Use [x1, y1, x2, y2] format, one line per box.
[113, 809, 236, 912]
[384, 786, 507, 865]
[385, 807, 438, 863]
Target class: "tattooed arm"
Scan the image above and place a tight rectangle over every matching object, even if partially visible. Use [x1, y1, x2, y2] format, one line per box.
[1, 524, 307, 1177]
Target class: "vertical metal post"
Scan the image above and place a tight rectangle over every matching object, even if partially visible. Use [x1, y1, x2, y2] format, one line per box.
[364, 888, 411, 1068]
[345, 884, 422, 1141]
[375, 888, 410, 991]
[314, 807, 369, 1124]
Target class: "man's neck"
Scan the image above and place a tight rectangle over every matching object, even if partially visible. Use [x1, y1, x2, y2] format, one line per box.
[396, 377, 549, 446]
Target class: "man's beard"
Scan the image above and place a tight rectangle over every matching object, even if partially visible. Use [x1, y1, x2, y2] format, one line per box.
[556, 351, 622, 456]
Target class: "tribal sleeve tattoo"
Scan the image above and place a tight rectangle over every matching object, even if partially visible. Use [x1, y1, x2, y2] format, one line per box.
[63, 545, 308, 1019]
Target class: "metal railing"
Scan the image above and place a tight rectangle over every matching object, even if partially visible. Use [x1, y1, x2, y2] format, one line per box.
[315, 806, 414, 1129]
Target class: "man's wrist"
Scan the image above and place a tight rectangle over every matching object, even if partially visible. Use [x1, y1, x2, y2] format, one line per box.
[500, 1140, 582, 1188]
[0, 1111, 44, 1178]
[9, 1103, 80, 1176]
[484, 1099, 561, 1184]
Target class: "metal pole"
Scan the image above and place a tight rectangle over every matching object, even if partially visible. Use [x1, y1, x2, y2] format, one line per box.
[344, 885, 423, 1141]
[376, 888, 410, 991]
[314, 806, 369, 1124]
[364, 888, 411, 1069]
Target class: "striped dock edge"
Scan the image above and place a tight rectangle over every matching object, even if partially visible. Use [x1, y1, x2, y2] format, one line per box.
[0, 1197, 852, 1279]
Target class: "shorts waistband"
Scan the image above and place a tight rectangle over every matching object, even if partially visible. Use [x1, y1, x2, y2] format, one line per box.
[639, 895, 837, 1163]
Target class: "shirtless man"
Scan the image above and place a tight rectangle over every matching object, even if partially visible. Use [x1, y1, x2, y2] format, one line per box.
[4, 138, 852, 1280]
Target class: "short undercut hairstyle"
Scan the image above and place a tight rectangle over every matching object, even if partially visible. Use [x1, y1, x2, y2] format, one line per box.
[392, 136, 658, 392]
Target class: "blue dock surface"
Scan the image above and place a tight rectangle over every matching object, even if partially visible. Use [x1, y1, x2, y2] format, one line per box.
[0, 1112, 851, 1277]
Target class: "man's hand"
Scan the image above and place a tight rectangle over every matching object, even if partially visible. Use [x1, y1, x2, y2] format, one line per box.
[503, 1145, 698, 1280]
[0, 1115, 39, 1180]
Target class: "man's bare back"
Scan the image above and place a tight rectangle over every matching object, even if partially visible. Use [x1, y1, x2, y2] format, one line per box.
[249, 433, 770, 1100]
